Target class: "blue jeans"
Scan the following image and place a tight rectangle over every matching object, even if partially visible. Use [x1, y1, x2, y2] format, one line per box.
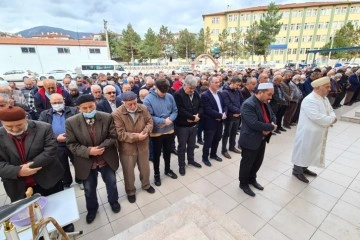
[83, 165, 118, 212]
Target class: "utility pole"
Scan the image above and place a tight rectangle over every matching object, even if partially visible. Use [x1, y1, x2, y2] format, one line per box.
[103, 19, 111, 60]
[328, 34, 334, 66]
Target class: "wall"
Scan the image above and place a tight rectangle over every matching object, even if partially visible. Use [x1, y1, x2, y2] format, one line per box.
[0, 44, 108, 74]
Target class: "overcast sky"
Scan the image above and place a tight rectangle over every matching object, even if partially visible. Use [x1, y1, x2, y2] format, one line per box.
[0, 0, 342, 35]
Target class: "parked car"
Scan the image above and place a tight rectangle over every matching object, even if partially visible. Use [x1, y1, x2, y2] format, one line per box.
[39, 70, 77, 80]
[344, 62, 359, 68]
[0, 70, 38, 82]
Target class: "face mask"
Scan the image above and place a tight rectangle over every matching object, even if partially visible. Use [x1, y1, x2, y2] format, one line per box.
[83, 109, 97, 119]
[45, 91, 52, 99]
[52, 103, 65, 112]
[6, 122, 28, 136]
[100, 82, 107, 86]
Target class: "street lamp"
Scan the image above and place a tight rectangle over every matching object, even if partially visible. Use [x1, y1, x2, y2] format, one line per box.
[190, 51, 196, 61]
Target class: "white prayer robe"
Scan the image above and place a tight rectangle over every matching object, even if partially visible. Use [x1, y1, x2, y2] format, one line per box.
[291, 91, 336, 168]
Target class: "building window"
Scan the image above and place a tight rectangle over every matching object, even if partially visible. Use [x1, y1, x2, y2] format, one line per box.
[306, 10, 312, 16]
[332, 21, 338, 29]
[320, 9, 326, 15]
[288, 37, 293, 43]
[228, 14, 233, 22]
[324, 22, 329, 28]
[282, 24, 288, 31]
[240, 14, 245, 21]
[290, 24, 295, 30]
[89, 48, 101, 54]
[354, 20, 359, 27]
[316, 35, 321, 41]
[211, 29, 220, 35]
[21, 47, 36, 53]
[309, 23, 315, 29]
[300, 48, 305, 54]
[245, 14, 250, 21]
[283, 11, 289, 18]
[57, 47, 70, 54]
[302, 36, 307, 42]
[297, 10, 303, 17]
[308, 36, 313, 42]
[356, 7, 360, 13]
[292, 49, 297, 54]
[287, 48, 292, 54]
[312, 9, 317, 16]
[321, 36, 327, 42]
[233, 14, 238, 21]
[296, 24, 301, 30]
[335, 8, 340, 14]
[342, 7, 347, 14]
[294, 36, 299, 42]
[326, 9, 331, 15]
[227, 27, 237, 33]
[211, 17, 220, 24]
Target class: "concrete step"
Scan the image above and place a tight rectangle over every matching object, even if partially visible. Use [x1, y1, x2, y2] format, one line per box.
[132, 204, 237, 240]
[110, 194, 255, 240]
[163, 223, 210, 240]
[340, 107, 360, 124]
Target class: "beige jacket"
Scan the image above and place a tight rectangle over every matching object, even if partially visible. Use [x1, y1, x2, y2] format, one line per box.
[112, 104, 153, 156]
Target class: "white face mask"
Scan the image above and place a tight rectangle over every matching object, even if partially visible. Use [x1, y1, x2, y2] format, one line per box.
[52, 103, 65, 112]
[5, 122, 28, 136]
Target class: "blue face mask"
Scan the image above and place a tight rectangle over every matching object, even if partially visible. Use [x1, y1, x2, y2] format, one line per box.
[45, 91, 52, 99]
[83, 110, 97, 119]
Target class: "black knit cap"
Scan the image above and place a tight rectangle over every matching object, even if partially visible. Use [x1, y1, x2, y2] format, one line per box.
[76, 94, 96, 106]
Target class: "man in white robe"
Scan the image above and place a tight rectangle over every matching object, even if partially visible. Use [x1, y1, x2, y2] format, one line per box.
[291, 76, 337, 183]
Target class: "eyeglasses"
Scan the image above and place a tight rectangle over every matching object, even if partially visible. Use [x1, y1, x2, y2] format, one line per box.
[106, 92, 116, 95]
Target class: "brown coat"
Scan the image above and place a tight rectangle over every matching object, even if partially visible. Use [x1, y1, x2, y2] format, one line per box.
[65, 111, 119, 180]
[112, 104, 153, 156]
[280, 80, 292, 103]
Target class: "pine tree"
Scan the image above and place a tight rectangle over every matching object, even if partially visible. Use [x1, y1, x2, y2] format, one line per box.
[140, 28, 162, 63]
[244, 2, 282, 62]
[118, 24, 141, 63]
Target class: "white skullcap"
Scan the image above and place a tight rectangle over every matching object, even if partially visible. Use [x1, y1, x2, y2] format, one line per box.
[311, 76, 330, 88]
[258, 82, 274, 90]
[68, 80, 78, 89]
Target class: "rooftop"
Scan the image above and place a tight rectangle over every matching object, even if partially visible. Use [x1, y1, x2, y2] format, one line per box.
[203, 1, 360, 17]
[0, 37, 107, 47]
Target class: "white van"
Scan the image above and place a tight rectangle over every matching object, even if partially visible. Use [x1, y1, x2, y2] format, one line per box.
[75, 60, 127, 77]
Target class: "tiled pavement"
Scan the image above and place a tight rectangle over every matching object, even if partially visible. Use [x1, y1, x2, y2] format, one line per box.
[1, 105, 360, 239]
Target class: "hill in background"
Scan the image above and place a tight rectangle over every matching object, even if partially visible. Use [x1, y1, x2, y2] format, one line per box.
[17, 26, 94, 39]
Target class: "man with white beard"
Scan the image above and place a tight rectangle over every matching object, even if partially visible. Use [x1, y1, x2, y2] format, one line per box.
[291, 77, 337, 183]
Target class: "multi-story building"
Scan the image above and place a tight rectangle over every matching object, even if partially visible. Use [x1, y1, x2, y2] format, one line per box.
[203, 1, 360, 64]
